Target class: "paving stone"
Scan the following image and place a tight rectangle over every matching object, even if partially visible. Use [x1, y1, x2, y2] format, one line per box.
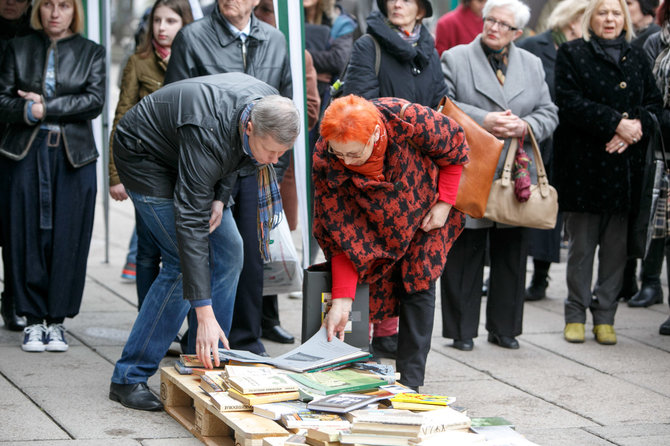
[0, 373, 69, 442]
[523, 427, 614, 446]
[6, 441, 141, 446]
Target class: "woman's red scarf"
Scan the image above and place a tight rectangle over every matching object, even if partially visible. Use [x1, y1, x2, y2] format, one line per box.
[338, 119, 388, 181]
[152, 39, 171, 61]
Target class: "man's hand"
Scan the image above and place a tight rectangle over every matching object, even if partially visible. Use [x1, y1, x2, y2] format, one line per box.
[323, 297, 353, 342]
[194, 305, 229, 369]
[421, 201, 452, 232]
[109, 183, 129, 201]
[483, 110, 526, 139]
[209, 200, 223, 233]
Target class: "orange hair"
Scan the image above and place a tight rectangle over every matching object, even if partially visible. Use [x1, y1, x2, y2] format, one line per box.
[320, 95, 381, 144]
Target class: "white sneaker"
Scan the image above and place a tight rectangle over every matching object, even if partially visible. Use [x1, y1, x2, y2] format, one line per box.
[22, 324, 46, 352]
[45, 324, 68, 352]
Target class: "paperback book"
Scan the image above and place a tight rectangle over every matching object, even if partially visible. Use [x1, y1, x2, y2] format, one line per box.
[289, 368, 386, 395]
[208, 391, 252, 412]
[200, 373, 227, 393]
[226, 387, 300, 406]
[224, 365, 298, 394]
[253, 400, 309, 420]
[217, 327, 370, 372]
[390, 392, 456, 411]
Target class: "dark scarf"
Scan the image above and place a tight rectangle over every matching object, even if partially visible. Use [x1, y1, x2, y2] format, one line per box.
[481, 41, 509, 85]
[591, 31, 626, 64]
[239, 102, 283, 261]
[654, 22, 670, 106]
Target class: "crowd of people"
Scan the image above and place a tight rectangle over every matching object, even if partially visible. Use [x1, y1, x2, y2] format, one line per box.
[1, 0, 669, 413]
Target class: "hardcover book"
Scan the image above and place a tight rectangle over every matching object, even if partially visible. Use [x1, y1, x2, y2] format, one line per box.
[227, 387, 301, 406]
[253, 400, 309, 420]
[209, 391, 252, 412]
[306, 392, 380, 413]
[224, 366, 298, 394]
[289, 368, 386, 395]
[339, 430, 411, 445]
[281, 411, 351, 430]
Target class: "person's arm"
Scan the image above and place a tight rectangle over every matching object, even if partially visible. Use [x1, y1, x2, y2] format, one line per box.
[324, 253, 358, 341]
[109, 56, 141, 190]
[0, 42, 30, 124]
[43, 45, 106, 122]
[341, 35, 380, 99]
[305, 50, 321, 130]
[518, 55, 558, 143]
[441, 48, 490, 125]
[164, 30, 192, 84]
[310, 32, 354, 76]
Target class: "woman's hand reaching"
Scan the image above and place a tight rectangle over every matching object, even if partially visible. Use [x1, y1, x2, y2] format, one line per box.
[323, 297, 353, 341]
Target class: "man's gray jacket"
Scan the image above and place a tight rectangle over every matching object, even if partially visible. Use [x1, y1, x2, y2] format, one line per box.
[113, 73, 278, 301]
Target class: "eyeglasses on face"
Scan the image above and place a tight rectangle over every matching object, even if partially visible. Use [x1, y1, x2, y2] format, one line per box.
[483, 17, 518, 32]
[327, 127, 377, 159]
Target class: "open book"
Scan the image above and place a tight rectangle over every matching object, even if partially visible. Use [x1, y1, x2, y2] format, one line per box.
[217, 327, 370, 373]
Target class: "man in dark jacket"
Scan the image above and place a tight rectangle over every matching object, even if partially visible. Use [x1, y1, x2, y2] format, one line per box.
[165, 0, 295, 355]
[108, 73, 300, 411]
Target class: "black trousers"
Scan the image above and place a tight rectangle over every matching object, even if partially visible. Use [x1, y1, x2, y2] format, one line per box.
[0, 130, 96, 321]
[441, 227, 528, 340]
[396, 282, 436, 388]
[227, 174, 266, 354]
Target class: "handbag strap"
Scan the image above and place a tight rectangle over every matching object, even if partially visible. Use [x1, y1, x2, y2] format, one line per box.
[500, 124, 552, 197]
[649, 113, 668, 170]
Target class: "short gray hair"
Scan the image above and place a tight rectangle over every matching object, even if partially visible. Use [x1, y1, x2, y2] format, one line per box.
[483, 0, 531, 29]
[250, 95, 301, 146]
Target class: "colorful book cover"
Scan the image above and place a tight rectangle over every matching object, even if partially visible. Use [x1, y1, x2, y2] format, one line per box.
[289, 368, 386, 395]
[390, 392, 455, 406]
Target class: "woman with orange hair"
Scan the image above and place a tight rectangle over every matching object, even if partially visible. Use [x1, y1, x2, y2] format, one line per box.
[313, 95, 469, 390]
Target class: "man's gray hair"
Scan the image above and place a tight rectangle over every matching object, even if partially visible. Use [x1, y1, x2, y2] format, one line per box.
[250, 95, 301, 146]
[483, 0, 531, 29]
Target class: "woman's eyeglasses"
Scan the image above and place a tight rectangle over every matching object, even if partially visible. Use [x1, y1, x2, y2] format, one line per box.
[483, 17, 518, 32]
[327, 127, 377, 159]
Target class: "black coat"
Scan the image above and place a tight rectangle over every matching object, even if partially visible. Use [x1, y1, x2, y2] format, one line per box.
[341, 11, 447, 108]
[114, 73, 277, 302]
[554, 37, 662, 214]
[0, 32, 105, 167]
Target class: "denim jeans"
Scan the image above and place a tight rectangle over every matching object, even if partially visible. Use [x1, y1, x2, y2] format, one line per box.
[125, 227, 138, 265]
[111, 190, 243, 384]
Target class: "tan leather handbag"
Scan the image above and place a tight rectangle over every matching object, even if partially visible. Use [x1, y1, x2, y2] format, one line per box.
[484, 126, 558, 229]
[400, 97, 503, 218]
[437, 97, 504, 218]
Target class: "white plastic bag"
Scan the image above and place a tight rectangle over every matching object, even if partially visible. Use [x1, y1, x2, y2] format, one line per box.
[262, 213, 303, 295]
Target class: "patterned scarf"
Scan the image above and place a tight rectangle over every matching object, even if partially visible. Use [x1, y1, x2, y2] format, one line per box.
[512, 129, 531, 202]
[152, 39, 171, 61]
[239, 102, 283, 261]
[389, 20, 422, 46]
[653, 23, 670, 107]
[481, 41, 509, 85]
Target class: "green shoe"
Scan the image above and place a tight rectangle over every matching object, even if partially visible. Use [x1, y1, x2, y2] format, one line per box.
[564, 323, 585, 343]
[593, 324, 617, 345]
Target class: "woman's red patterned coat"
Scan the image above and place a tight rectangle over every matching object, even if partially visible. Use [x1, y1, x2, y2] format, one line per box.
[313, 97, 469, 322]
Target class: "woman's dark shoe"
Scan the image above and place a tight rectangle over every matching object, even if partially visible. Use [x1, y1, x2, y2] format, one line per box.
[109, 382, 163, 411]
[659, 317, 670, 335]
[261, 325, 295, 344]
[1, 299, 26, 332]
[487, 332, 519, 349]
[525, 278, 548, 301]
[371, 334, 398, 359]
[628, 284, 663, 307]
[452, 339, 474, 351]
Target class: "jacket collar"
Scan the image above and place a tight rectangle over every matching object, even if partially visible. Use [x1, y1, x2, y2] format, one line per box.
[468, 35, 525, 110]
[587, 34, 631, 66]
[211, 5, 268, 47]
[536, 30, 557, 63]
[37, 30, 80, 46]
[366, 10, 432, 65]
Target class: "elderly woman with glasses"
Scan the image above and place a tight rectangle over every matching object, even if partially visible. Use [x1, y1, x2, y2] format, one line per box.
[313, 94, 469, 391]
[554, 0, 662, 345]
[440, 0, 558, 352]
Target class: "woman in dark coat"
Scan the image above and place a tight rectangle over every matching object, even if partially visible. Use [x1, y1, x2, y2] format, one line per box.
[341, 0, 447, 108]
[516, 0, 588, 301]
[0, 0, 105, 352]
[555, 0, 662, 345]
[314, 95, 468, 391]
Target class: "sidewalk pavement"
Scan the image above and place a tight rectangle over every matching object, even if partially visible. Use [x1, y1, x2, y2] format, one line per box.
[1, 197, 670, 445]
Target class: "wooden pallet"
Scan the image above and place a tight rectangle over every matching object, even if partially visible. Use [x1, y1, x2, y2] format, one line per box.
[161, 367, 290, 446]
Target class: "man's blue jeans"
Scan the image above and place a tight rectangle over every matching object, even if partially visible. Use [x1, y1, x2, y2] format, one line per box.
[111, 191, 243, 384]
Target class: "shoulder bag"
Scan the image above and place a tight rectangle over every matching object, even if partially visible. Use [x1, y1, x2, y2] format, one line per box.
[484, 126, 559, 229]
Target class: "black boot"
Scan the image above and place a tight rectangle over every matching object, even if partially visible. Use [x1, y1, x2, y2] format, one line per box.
[525, 260, 549, 301]
[660, 316, 670, 335]
[617, 259, 639, 301]
[628, 284, 663, 307]
[1, 292, 26, 332]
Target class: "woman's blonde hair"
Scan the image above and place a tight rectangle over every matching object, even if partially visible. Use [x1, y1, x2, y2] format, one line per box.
[581, 0, 634, 41]
[305, 0, 335, 25]
[547, 0, 589, 31]
[31, 0, 85, 35]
